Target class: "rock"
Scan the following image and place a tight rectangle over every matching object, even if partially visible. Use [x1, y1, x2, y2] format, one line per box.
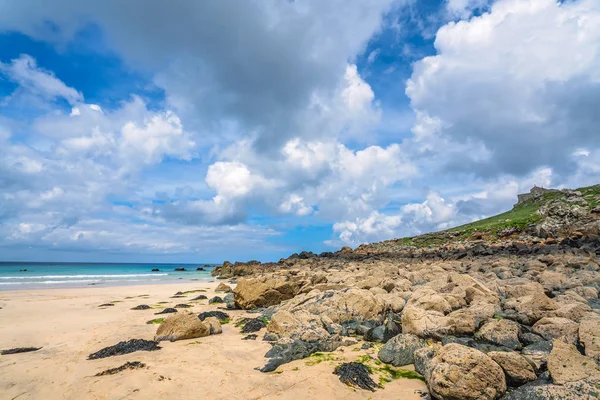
[224, 293, 235, 309]
[131, 305, 151, 310]
[364, 325, 385, 342]
[532, 317, 579, 345]
[414, 345, 439, 377]
[261, 338, 348, 372]
[378, 334, 427, 367]
[277, 288, 386, 325]
[547, 339, 600, 385]
[174, 304, 192, 308]
[198, 311, 229, 323]
[151, 268, 160, 272]
[242, 334, 258, 340]
[192, 294, 208, 300]
[155, 308, 178, 315]
[154, 312, 210, 342]
[428, 343, 507, 400]
[240, 318, 267, 333]
[401, 305, 449, 339]
[99, 303, 114, 307]
[88, 339, 160, 360]
[174, 268, 186, 271]
[475, 319, 522, 350]
[503, 291, 558, 325]
[375, 293, 406, 313]
[234, 276, 300, 309]
[208, 296, 224, 304]
[579, 314, 600, 359]
[445, 308, 477, 336]
[215, 283, 233, 293]
[488, 351, 537, 387]
[501, 377, 600, 400]
[551, 302, 592, 322]
[203, 316, 223, 335]
[196, 267, 205, 271]
[521, 341, 553, 372]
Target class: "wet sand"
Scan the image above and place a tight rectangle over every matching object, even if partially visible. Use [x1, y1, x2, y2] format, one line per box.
[0, 282, 426, 400]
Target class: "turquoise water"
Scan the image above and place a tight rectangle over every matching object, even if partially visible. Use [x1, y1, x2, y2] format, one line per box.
[0, 262, 215, 290]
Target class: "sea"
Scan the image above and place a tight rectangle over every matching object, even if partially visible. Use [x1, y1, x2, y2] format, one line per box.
[0, 262, 215, 290]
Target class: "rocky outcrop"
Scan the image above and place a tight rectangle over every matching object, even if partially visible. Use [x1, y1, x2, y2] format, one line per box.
[154, 312, 210, 342]
[579, 313, 600, 359]
[532, 317, 579, 345]
[427, 344, 507, 400]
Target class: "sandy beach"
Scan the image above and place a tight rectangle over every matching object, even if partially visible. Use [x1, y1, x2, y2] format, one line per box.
[0, 282, 426, 400]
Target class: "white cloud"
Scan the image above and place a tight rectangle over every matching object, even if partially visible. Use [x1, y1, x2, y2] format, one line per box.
[0, 54, 83, 104]
[407, 0, 600, 177]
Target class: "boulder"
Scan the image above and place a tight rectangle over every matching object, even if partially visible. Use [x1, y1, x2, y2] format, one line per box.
[378, 334, 426, 367]
[532, 317, 579, 345]
[521, 341, 553, 372]
[224, 293, 236, 309]
[203, 316, 223, 335]
[487, 351, 537, 387]
[277, 288, 385, 325]
[475, 319, 522, 350]
[579, 314, 600, 359]
[154, 312, 210, 342]
[445, 308, 477, 336]
[503, 292, 558, 325]
[547, 339, 600, 385]
[414, 345, 440, 377]
[428, 343, 506, 400]
[215, 282, 233, 293]
[401, 305, 449, 339]
[234, 277, 300, 309]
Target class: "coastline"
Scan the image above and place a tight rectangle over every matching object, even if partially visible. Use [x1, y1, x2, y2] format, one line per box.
[0, 281, 425, 400]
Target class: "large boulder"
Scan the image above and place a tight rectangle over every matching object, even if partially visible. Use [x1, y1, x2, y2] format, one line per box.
[401, 305, 449, 339]
[503, 292, 558, 325]
[427, 343, 507, 400]
[277, 288, 385, 325]
[532, 317, 579, 345]
[234, 276, 300, 309]
[378, 334, 426, 367]
[547, 339, 600, 385]
[154, 312, 210, 342]
[475, 319, 522, 350]
[579, 313, 600, 359]
[487, 351, 537, 387]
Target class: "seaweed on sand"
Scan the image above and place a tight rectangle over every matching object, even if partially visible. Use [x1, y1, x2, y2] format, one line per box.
[1, 347, 42, 355]
[333, 362, 379, 392]
[95, 361, 146, 376]
[88, 339, 161, 360]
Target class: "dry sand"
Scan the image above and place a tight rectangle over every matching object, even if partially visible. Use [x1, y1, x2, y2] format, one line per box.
[0, 282, 426, 400]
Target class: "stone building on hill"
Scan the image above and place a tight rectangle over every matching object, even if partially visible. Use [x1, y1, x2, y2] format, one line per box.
[516, 185, 559, 205]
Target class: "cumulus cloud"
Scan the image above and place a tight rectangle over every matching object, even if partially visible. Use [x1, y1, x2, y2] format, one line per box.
[407, 0, 600, 178]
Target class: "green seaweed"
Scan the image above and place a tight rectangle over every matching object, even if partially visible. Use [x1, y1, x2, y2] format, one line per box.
[305, 352, 337, 366]
[146, 318, 164, 325]
[378, 365, 425, 383]
[182, 289, 207, 294]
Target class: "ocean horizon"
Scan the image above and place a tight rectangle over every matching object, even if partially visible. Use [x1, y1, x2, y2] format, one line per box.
[0, 262, 216, 290]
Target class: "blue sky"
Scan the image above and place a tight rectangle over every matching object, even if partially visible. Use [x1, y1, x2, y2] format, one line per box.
[1, 0, 599, 263]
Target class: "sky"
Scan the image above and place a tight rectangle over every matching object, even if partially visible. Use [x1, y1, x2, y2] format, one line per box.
[0, 0, 599, 263]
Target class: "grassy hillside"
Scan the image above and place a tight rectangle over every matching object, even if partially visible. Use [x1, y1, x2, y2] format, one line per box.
[395, 184, 600, 248]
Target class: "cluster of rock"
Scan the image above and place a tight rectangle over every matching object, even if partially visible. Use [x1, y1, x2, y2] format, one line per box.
[212, 215, 600, 398]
